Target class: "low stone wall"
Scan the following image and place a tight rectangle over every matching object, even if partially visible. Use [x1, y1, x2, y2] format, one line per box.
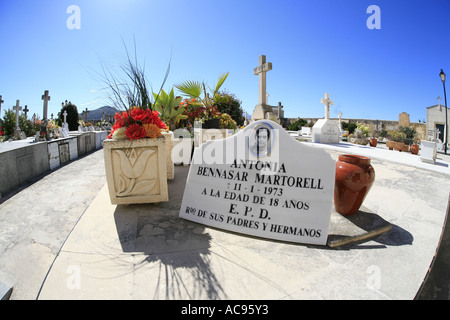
[0, 131, 108, 199]
[0, 140, 49, 198]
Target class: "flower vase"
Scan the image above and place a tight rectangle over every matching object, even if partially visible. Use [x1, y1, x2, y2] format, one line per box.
[103, 137, 169, 205]
[334, 154, 375, 215]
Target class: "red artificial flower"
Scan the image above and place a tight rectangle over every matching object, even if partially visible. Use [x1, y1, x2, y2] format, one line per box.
[113, 111, 130, 128]
[125, 123, 147, 140]
[130, 108, 149, 122]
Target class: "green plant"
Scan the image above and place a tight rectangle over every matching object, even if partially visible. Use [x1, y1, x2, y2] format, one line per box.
[1, 109, 37, 137]
[356, 124, 370, 138]
[379, 129, 388, 138]
[213, 91, 245, 126]
[288, 118, 307, 131]
[387, 130, 407, 142]
[98, 38, 170, 113]
[59, 102, 80, 131]
[399, 126, 417, 145]
[153, 88, 187, 131]
[342, 121, 357, 134]
[218, 113, 237, 129]
[175, 73, 229, 112]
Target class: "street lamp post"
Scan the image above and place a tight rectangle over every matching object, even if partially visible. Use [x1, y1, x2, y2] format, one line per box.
[439, 69, 448, 154]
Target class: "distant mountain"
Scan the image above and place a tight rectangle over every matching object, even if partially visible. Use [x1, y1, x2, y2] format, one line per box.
[81, 106, 120, 121]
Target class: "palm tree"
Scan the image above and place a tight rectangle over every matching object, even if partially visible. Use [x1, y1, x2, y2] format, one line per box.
[175, 73, 229, 109]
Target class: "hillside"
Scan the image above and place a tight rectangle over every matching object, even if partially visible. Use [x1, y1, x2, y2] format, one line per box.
[81, 106, 119, 121]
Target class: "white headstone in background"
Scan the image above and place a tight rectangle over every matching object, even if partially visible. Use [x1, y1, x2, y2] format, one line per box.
[62, 110, 69, 131]
[301, 127, 311, 136]
[179, 120, 336, 246]
[61, 127, 70, 138]
[312, 93, 340, 143]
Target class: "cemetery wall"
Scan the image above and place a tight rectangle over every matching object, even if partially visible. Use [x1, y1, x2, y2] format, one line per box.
[288, 117, 426, 140]
[0, 131, 107, 199]
[0, 142, 49, 198]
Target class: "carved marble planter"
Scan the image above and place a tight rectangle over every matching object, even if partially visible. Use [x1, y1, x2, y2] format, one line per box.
[103, 138, 168, 205]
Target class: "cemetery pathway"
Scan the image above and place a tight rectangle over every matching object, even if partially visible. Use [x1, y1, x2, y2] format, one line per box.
[0, 149, 106, 300]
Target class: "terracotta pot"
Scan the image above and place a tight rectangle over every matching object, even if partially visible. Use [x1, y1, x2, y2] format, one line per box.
[334, 154, 375, 216]
[369, 138, 377, 147]
[410, 144, 419, 155]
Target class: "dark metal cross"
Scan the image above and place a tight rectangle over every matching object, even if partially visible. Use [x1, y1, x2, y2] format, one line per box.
[23, 105, 29, 117]
[0, 95, 4, 117]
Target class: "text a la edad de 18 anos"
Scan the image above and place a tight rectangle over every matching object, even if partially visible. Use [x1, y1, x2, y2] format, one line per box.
[191, 159, 326, 239]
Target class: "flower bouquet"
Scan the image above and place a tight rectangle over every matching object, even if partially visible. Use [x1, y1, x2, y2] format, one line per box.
[107, 107, 167, 140]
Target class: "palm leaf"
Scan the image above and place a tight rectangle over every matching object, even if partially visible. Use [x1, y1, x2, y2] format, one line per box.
[213, 72, 229, 94]
[175, 80, 203, 99]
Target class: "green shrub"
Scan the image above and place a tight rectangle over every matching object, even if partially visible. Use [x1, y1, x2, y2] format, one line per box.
[1, 109, 35, 137]
[59, 103, 79, 131]
[288, 118, 307, 131]
[387, 130, 407, 142]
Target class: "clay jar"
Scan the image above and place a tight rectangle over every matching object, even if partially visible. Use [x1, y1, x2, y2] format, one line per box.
[334, 154, 375, 215]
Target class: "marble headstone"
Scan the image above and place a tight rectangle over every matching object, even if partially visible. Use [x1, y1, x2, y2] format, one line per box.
[312, 93, 340, 143]
[179, 120, 336, 245]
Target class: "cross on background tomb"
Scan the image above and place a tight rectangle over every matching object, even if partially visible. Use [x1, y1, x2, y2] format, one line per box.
[42, 90, 51, 121]
[13, 100, 22, 130]
[254, 55, 272, 106]
[320, 93, 334, 119]
[63, 110, 68, 124]
[85, 108, 89, 122]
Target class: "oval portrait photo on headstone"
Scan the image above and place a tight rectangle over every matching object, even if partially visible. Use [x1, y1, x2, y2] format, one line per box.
[248, 122, 276, 157]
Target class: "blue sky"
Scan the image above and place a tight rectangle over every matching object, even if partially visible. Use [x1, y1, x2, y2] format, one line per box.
[0, 0, 449, 122]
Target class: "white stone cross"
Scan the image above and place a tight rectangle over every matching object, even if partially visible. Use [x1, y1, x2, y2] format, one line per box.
[63, 110, 68, 124]
[320, 93, 334, 119]
[13, 100, 22, 129]
[438, 96, 442, 111]
[42, 90, 51, 120]
[254, 55, 272, 106]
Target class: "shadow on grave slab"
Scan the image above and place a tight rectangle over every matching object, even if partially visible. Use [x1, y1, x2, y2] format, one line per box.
[326, 207, 414, 249]
[113, 165, 226, 299]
